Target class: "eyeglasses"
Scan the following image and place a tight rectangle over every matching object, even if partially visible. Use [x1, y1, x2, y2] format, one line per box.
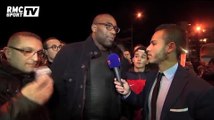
[8, 46, 45, 58]
[46, 45, 62, 51]
[95, 23, 120, 33]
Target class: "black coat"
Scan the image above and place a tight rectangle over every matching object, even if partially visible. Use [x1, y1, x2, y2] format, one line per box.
[50, 36, 129, 120]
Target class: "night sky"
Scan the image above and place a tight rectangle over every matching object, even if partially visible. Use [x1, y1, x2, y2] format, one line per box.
[1, 0, 214, 49]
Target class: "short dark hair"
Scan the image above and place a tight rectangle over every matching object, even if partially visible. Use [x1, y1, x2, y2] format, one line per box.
[133, 45, 147, 56]
[155, 24, 187, 58]
[43, 37, 61, 49]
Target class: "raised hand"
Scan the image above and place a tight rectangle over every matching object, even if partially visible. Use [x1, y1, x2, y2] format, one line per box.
[21, 74, 53, 105]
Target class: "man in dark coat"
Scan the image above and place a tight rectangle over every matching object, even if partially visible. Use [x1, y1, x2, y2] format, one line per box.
[0, 31, 53, 120]
[50, 13, 129, 120]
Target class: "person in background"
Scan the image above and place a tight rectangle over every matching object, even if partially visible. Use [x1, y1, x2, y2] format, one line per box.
[134, 44, 158, 72]
[197, 43, 214, 85]
[122, 46, 148, 120]
[115, 24, 214, 120]
[199, 58, 214, 86]
[0, 31, 53, 120]
[133, 44, 144, 52]
[43, 37, 63, 67]
[123, 49, 132, 64]
[50, 13, 129, 120]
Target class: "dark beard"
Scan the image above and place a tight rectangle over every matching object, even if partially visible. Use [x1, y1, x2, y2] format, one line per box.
[156, 49, 168, 64]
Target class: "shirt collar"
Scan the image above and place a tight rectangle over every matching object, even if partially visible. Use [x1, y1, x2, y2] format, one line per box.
[163, 63, 178, 80]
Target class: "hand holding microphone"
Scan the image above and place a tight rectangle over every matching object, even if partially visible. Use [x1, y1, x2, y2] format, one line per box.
[107, 53, 123, 86]
[114, 78, 131, 96]
[107, 53, 132, 96]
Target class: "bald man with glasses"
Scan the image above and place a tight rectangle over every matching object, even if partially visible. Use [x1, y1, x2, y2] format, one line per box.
[0, 31, 53, 120]
[50, 13, 130, 120]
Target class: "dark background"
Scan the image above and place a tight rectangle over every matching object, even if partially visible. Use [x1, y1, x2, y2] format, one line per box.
[1, 0, 214, 49]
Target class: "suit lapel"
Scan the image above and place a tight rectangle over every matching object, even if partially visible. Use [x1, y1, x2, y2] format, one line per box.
[160, 65, 189, 120]
[144, 71, 158, 116]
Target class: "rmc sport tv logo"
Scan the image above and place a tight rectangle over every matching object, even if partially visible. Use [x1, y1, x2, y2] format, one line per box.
[6, 6, 40, 17]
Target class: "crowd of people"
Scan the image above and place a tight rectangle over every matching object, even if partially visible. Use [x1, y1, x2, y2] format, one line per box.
[0, 13, 214, 120]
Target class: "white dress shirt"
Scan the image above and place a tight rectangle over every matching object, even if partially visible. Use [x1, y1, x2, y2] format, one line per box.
[148, 63, 178, 120]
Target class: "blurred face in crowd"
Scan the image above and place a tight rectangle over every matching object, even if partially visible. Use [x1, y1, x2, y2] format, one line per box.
[5, 36, 43, 73]
[123, 50, 131, 60]
[147, 30, 168, 64]
[200, 44, 214, 66]
[132, 49, 148, 71]
[91, 14, 120, 50]
[44, 39, 62, 63]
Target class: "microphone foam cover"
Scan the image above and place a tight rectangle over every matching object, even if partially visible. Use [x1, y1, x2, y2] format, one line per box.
[107, 53, 121, 68]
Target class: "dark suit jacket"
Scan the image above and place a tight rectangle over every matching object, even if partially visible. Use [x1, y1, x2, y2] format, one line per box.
[126, 64, 214, 120]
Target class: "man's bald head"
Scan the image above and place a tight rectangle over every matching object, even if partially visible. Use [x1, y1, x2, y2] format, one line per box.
[92, 13, 116, 24]
[7, 31, 42, 47]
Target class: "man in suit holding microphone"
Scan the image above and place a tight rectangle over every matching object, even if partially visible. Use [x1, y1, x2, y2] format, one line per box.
[115, 24, 214, 120]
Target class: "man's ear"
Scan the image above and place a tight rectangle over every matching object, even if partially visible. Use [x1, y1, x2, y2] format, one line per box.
[167, 42, 176, 53]
[91, 24, 97, 32]
[146, 59, 149, 65]
[3, 47, 11, 59]
[44, 49, 48, 55]
[132, 57, 134, 62]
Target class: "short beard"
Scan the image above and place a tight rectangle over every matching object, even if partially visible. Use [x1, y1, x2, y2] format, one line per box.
[156, 48, 168, 64]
